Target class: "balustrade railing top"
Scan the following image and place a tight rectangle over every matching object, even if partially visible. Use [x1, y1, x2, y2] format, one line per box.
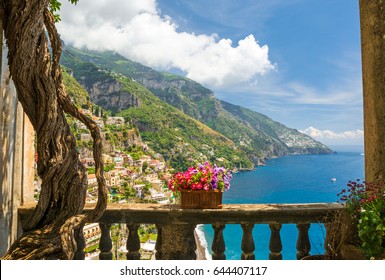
[17, 202, 344, 260]
[19, 202, 343, 226]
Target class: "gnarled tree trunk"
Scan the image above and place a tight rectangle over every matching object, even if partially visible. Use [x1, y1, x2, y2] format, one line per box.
[0, 0, 107, 259]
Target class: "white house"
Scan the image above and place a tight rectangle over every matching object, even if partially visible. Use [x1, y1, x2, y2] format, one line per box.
[87, 174, 97, 186]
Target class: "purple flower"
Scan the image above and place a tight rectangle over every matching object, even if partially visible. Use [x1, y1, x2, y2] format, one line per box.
[168, 162, 232, 192]
[216, 167, 225, 173]
[210, 178, 218, 189]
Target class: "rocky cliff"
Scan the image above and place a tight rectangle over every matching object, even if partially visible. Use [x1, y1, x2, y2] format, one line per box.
[61, 46, 333, 170]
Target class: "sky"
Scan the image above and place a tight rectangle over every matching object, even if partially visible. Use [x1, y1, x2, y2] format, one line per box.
[57, 0, 364, 146]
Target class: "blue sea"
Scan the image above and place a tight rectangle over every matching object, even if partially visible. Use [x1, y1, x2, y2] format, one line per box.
[199, 145, 365, 260]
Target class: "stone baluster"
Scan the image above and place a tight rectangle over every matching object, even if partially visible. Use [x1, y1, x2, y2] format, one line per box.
[155, 224, 163, 260]
[73, 223, 86, 260]
[212, 223, 226, 260]
[241, 223, 255, 260]
[268, 223, 282, 260]
[296, 223, 311, 260]
[99, 223, 113, 260]
[126, 223, 141, 260]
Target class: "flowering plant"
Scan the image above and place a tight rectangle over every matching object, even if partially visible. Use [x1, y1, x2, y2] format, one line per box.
[168, 162, 232, 192]
[337, 179, 385, 259]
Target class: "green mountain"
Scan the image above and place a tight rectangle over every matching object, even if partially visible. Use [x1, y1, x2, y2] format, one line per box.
[61, 46, 332, 170]
[219, 100, 332, 154]
[61, 47, 253, 171]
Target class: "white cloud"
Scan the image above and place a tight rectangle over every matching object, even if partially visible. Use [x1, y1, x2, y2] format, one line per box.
[57, 0, 274, 89]
[300, 126, 364, 140]
[287, 79, 362, 106]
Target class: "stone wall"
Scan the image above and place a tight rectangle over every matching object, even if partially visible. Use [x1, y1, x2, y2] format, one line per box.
[0, 25, 35, 256]
[360, 0, 385, 183]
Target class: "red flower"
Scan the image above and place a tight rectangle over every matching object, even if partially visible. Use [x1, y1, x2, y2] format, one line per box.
[168, 162, 232, 192]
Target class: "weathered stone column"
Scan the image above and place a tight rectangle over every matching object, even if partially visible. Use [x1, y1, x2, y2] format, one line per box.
[360, 0, 385, 183]
[155, 224, 197, 260]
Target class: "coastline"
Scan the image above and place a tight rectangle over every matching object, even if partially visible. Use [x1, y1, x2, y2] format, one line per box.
[194, 225, 211, 260]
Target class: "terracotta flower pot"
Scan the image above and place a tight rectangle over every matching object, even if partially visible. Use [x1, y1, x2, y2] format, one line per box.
[180, 189, 223, 209]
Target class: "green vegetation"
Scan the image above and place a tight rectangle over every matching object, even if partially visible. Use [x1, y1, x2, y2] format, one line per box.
[338, 180, 385, 259]
[139, 225, 157, 243]
[220, 101, 332, 154]
[84, 243, 99, 253]
[62, 69, 89, 107]
[103, 163, 115, 172]
[87, 167, 95, 174]
[62, 48, 253, 171]
[61, 46, 332, 171]
[122, 182, 136, 199]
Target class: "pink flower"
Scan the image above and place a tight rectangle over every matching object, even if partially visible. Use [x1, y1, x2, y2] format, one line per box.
[168, 162, 232, 192]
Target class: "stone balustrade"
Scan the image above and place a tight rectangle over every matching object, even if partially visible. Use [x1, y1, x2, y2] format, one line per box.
[18, 202, 343, 260]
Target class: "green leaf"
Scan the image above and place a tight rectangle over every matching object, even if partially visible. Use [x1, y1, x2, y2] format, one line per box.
[49, 0, 79, 23]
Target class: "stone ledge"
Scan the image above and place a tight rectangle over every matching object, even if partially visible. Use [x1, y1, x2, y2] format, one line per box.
[18, 202, 343, 226]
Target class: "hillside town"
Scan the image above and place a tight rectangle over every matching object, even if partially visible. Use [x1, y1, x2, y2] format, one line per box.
[33, 108, 175, 259]
[35, 108, 174, 206]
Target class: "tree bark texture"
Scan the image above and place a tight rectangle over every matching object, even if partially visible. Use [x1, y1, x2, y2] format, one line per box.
[0, 0, 107, 259]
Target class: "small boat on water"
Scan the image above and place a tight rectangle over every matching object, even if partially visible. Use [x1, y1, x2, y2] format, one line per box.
[331, 178, 337, 182]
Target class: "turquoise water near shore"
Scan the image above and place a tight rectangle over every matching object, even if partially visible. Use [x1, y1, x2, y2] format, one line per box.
[202, 146, 365, 260]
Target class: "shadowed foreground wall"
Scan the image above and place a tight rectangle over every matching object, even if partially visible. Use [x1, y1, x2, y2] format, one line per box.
[0, 24, 35, 257]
